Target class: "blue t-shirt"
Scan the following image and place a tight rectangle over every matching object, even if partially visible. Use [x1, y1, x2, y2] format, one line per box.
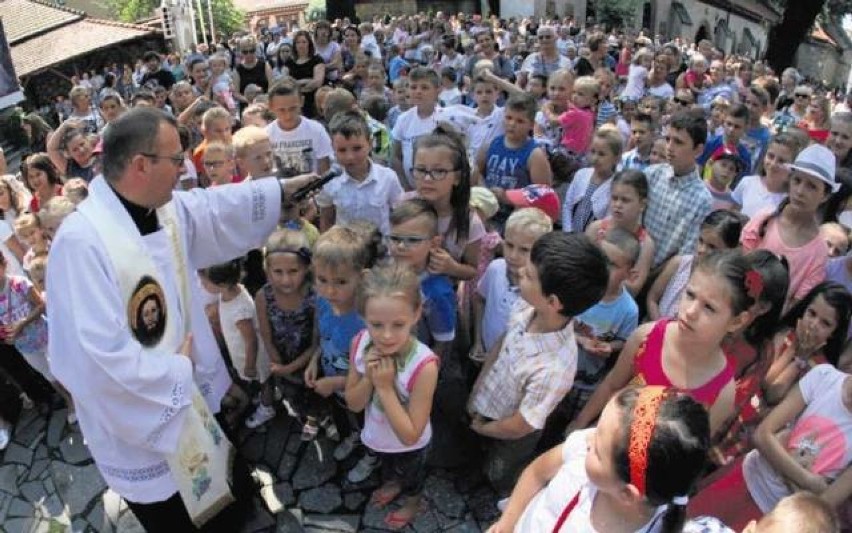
[698, 134, 753, 178]
[418, 273, 456, 346]
[317, 296, 365, 378]
[742, 125, 771, 174]
[574, 287, 639, 390]
[388, 56, 409, 83]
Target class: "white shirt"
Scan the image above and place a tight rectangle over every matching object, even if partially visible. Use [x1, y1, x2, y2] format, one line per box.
[0, 220, 24, 277]
[516, 429, 667, 532]
[219, 285, 271, 383]
[315, 161, 403, 235]
[731, 174, 787, 219]
[744, 364, 852, 512]
[468, 106, 505, 166]
[267, 117, 333, 175]
[647, 83, 674, 99]
[47, 177, 281, 503]
[476, 258, 518, 352]
[391, 105, 481, 188]
[621, 64, 649, 100]
[439, 87, 462, 107]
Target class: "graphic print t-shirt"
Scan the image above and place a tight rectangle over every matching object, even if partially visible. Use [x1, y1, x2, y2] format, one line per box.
[266, 117, 333, 177]
[744, 364, 852, 511]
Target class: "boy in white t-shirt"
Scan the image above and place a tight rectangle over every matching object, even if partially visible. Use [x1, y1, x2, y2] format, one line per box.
[470, 208, 552, 361]
[266, 78, 333, 177]
[391, 67, 442, 190]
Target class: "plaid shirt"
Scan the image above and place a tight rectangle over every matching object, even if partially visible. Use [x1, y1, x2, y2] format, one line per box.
[469, 302, 578, 430]
[644, 164, 713, 267]
[619, 148, 651, 171]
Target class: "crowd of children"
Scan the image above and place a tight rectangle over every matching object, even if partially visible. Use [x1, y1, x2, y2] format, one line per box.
[4, 12, 852, 532]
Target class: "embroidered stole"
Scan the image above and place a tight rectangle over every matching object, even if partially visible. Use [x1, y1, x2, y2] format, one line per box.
[78, 195, 235, 528]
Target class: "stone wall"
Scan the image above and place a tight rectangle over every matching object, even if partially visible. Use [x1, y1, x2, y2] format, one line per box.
[795, 41, 851, 88]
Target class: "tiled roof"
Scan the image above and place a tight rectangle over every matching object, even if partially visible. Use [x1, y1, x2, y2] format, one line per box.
[232, 0, 307, 14]
[11, 17, 158, 76]
[1, 0, 84, 44]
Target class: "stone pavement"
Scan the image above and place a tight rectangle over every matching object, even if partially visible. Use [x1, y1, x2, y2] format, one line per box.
[0, 405, 501, 532]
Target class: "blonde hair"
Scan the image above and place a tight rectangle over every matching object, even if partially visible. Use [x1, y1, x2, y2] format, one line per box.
[548, 68, 574, 87]
[357, 262, 421, 315]
[62, 178, 89, 205]
[204, 141, 235, 160]
[68, 86, 90, 105]
[313, 225, 371, 272]
[14, 213, 40, 234]
[202, 106, 232, 130]
[28, 255, 47, 282]
[594, 125, 624, 157]
[633, 47, 654, 66]
[232, 126, 269, 158]
[505, 207, 553, 238]
[755, 492, 839, 533]
[265, 228, 312, 266]
[573, 76, 600, 97]
[39, 196, 75, 229]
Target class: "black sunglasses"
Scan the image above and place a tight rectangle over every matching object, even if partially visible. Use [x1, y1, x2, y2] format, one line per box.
[673, 97, 691, 106]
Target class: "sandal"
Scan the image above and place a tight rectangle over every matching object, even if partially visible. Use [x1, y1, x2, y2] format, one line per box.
[301, 416, 319, 442]
[383, 501, 425, 530]
[370, 483, 402, 508]
[319, 416, 340, 441]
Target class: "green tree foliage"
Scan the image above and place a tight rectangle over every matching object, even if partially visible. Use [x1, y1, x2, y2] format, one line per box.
[108, 0, 244, 42]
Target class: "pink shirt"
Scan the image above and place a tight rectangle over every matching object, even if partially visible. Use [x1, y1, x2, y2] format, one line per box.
[558, 106, 594, 155]
[741, 209, 828, 307]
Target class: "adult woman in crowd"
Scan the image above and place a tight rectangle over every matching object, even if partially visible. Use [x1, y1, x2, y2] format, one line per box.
[285, 30, 326, 119]
[647, 53, 675, 99]
[799, 93, 832, 143]
[273, 43, 293, 81]
[187, 57, 211, 97]
[314, 20, 342, 83]
[341, 25, 361, 72]
[20, 114, 53, 156]
[233, 36, 274, 99]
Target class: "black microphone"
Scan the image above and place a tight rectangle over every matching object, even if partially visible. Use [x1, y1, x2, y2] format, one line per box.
[286, 165, 343, 204]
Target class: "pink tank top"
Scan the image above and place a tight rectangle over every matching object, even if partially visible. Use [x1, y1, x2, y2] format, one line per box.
[630, 319, 735, 408]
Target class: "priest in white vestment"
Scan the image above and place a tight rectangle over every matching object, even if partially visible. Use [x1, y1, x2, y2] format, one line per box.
[46, 108, 318, 531]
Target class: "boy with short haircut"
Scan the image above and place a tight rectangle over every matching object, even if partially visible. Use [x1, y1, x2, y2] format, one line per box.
[619, 112, 655, 171]
[705, 151, 744, 210]
[439, 67, 462, 107]
[391, 67, 443, 189]
[466, 75, 505, 165]
[322, 89, 392, 166]
[538, 227, 640, 450]
[202, 142, 237, 186]
[232, 126, 274, 179]
[477, 92, 552, 228]
[468, 232, 608, 496]
[386, 78, 410, 129]
[698, 102, 752, 179]
[316, 111, 403, 235]
[644, 111, 713, 267]
[266, 78, 333, 177]
[192, 106, 233, 181]
[742, 85, 772, 172]
[387, 199, 456, 357]
[470, 207, 552, 362]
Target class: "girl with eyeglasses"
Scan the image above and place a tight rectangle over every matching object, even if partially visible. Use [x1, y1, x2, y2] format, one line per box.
[402, 125, 483, 281]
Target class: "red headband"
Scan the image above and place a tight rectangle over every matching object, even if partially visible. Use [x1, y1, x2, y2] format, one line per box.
[628, 387, 668, 496]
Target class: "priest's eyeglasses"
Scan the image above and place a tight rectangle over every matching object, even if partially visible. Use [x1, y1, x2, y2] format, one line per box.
[141, 153, 185, 167]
